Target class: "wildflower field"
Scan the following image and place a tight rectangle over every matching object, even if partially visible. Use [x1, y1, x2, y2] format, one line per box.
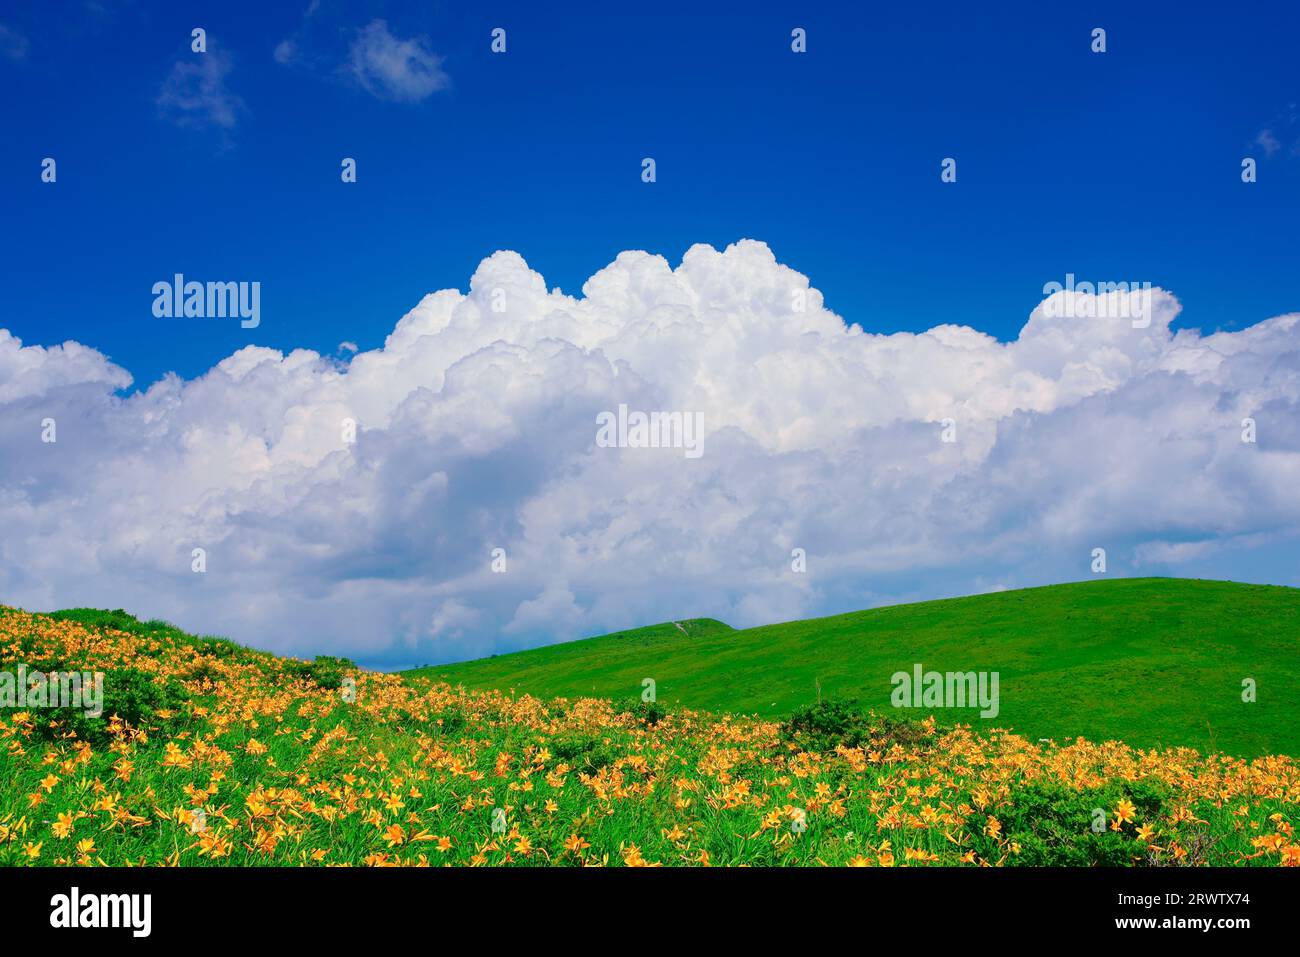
[1, 605, 1297, 867]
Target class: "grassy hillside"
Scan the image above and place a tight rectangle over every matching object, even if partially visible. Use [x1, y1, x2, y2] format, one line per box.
[410, 578, 1300, 757]
[2, 602, 1298, 867]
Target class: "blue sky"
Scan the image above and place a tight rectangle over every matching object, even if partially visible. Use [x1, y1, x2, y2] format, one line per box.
[2, 1, 1299, 667]
[3, 0, 1297, 388]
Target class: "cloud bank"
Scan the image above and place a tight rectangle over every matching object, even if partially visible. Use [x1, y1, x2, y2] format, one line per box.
[2, 241, 1298, 666]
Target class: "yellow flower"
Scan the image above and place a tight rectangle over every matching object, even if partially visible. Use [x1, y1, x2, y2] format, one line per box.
[1114, 799, 1136, 825]
[196, 830, 231, 859]
[565, 834, 590, 855]
[622, 843, 649, 867]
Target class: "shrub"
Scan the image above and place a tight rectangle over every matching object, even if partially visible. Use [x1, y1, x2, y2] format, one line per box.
[781, 697, 872, 750]
[29, 666, 190, 744]
[282, 655, 356, 690]
[781, 697, 931, 752]
[305, 655, 354, 690]
[996, 780, 1170, 866]
[613, 695, 669, 727]
[549, 732, 616, 773]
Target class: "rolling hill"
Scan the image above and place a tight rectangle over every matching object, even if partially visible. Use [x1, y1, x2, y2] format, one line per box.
[4, 599, 1297, 867]
[408, 578, 1300, 757]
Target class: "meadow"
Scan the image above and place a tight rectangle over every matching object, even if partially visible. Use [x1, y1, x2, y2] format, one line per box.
[414, 578, 1300, 757]
[0, 593, 1297, 867]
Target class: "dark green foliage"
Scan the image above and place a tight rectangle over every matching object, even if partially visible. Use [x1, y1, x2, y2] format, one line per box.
[282, 655, 356, 690]
[613, 695, 669, 727]
[780, 698, 931, 752]
[25, 665, 190, 744]
[782, 697, 873, 750]
[97, 666, 188, 730]
[304, 655, 354, 690]
[996, 780, 1172, 867]
[432, 709, 466, 735]
[182, 658, 224, 685]
[548, 732, 616, 773]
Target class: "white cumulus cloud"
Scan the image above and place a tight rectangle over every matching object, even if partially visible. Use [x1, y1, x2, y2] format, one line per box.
[1, 240, 1298, 667]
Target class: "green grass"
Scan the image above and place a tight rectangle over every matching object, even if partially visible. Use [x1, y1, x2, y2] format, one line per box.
[408, 578, 1300, 757]
[4, 593, 1297, 867]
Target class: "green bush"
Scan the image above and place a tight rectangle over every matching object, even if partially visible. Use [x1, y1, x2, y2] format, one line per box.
[282, 655, 356, 690]
[780, 697, 931, 752]
[781, 697, 872, 750]
[996, 780, 1170, 866]
[549, 732, 616, 773]
[613, 695, 669, 727]
[25, 665, 190, 744]
[305, 655, 354, 690]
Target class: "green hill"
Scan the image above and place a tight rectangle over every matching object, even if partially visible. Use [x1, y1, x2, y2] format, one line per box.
[407, 578, 1300, 757]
